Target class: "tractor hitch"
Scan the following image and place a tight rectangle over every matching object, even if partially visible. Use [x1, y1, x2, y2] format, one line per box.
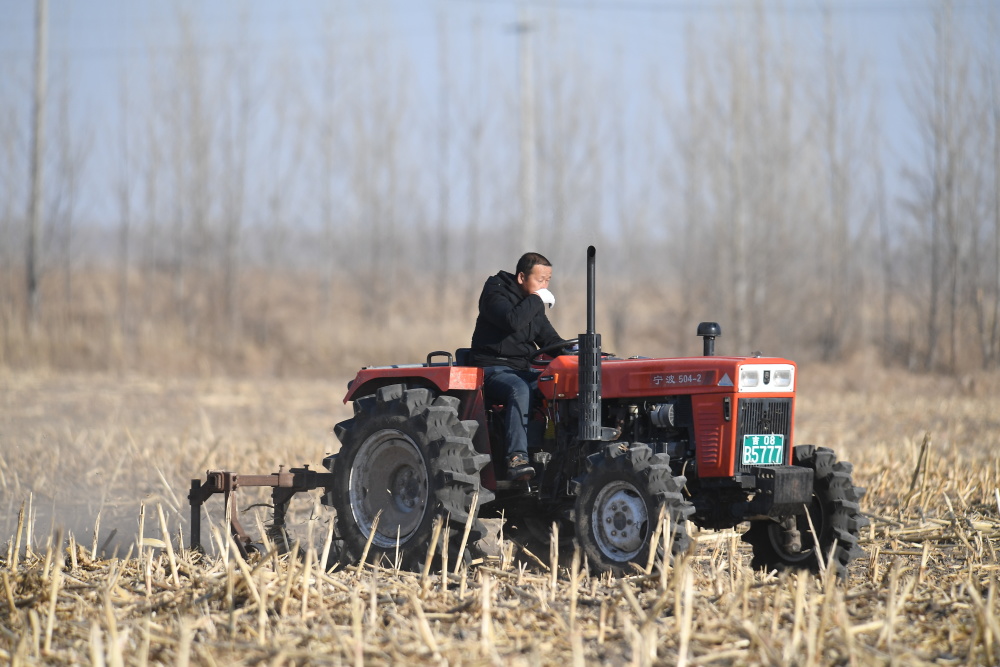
[188, 465, 335, 558]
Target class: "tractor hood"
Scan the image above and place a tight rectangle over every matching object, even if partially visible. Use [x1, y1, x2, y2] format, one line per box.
[537, 355, 796, 401]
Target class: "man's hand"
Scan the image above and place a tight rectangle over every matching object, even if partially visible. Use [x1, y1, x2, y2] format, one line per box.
[535, 288, 555, 309]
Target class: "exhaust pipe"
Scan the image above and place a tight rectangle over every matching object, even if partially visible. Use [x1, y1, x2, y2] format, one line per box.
[578, 246, 603, 442]
[697, 322, 721, 356]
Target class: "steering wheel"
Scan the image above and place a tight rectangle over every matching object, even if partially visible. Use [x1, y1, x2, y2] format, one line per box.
[530, 339, 578, 366]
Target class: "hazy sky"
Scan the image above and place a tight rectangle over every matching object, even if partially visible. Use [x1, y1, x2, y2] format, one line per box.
[0, 0, 983, 224]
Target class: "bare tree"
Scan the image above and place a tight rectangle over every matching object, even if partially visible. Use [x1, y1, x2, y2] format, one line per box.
[155, 11, 215, 326]
[671, 5, 808, 356]
[813, 5, 878, 361]
[872, 106, 897, 366]
[25, 0, 48, 334]
[218, 10, 258, 345]
[344, 9, 416, 327]
[249, 47, 308, 358]
[0, 81, 27, 320]
[138, 78, 164, 328]
[606, 41, 655, 354]
[315, 13, 345, 322]
[974, 3, 1000, 368]
[902, 0, 981, 371]
[516, 6, 537, 254]
[533, 13, 605, 262]
[462, 12, 485, 304]
[49, 55, 91, 322]
[436, 7, 451, 315]
[115, 76, 134, 362]
[669, 20, 715, 352]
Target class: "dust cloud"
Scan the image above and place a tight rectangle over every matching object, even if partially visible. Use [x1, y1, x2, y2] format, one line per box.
[1, 373, 351, 557]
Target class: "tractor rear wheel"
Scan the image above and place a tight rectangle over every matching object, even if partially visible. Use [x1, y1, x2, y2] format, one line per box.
[741, 445, 867, 579]
[574, 443, 694, 575]
[329, 384, 493, 569]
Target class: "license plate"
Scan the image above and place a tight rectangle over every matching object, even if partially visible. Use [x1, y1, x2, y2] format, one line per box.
[741, 434, 785, 466]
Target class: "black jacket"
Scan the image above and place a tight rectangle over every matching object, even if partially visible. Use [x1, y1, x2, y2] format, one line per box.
[470, 270, 564, 370]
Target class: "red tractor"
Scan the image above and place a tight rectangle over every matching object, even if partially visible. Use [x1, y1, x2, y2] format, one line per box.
[190, 247, 867, 578]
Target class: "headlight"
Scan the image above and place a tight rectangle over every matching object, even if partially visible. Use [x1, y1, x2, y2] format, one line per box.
[739, 368, 759, 389]
[739, 365, 794, 391]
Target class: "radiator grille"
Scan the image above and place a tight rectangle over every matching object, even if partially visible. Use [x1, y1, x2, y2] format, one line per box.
[735, 398, 792, 474]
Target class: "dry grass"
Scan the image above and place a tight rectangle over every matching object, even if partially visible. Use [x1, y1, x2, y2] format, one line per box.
[1, 366, 999, 665]
[4, 267, 916, 380]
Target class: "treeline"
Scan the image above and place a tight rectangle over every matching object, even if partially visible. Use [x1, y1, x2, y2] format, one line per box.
[1, 2, 998, 376]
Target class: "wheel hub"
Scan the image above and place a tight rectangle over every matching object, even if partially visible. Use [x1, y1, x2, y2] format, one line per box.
[350, 429, 429, 549]
[390, 466, 422, 509]
[593, 480, 648, 560]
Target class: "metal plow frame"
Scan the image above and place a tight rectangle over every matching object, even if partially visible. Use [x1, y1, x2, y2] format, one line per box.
[188, 466, 334, 558]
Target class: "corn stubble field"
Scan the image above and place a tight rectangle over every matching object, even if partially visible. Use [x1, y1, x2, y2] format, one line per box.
[1, 365, 999, 666]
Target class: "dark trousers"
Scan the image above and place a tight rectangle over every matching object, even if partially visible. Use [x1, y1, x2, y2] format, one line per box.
[482, 366, 539, 459]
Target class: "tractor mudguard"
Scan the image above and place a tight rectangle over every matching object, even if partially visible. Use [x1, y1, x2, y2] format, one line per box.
[344, 364, 483, 403]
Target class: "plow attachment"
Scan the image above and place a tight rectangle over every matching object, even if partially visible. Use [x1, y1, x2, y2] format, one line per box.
[188, 466, 334, 558]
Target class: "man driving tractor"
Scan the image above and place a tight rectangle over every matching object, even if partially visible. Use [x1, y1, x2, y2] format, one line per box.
[469, 252, 567, 481]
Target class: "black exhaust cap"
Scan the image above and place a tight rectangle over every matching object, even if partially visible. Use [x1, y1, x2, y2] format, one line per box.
[697, 322, 721, 356]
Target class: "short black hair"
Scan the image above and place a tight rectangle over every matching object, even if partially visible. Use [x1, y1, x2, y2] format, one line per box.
[516, 252, 552, 278]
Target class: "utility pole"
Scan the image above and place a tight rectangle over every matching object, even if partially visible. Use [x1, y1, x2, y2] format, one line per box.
[26, 0, 48, 335]
[515, 7, 536, 252]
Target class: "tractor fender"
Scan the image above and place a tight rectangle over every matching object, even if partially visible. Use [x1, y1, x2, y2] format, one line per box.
[343, 365, 483, 403]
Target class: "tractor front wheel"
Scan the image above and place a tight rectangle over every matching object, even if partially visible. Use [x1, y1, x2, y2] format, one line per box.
[329, 384, 493, 569]
[741, 445, 867, 579]
[574, 443, 694, 575]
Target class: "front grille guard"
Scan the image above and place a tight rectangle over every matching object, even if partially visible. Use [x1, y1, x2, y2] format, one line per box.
[734, 398, 792, 475]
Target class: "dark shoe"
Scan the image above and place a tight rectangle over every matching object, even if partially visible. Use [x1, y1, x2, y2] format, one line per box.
[507, 453, 535, 481]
